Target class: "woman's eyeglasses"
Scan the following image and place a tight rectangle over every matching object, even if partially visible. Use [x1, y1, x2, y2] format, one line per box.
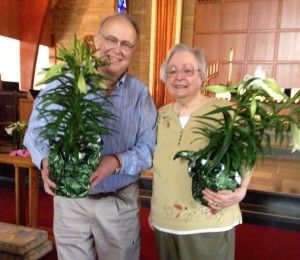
[165, 65, 200, 78]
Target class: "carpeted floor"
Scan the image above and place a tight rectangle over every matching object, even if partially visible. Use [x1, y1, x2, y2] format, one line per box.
[1, 187, 300, 260]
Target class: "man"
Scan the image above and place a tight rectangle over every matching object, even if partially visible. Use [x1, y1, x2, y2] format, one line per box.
[24, 13, 157, 260]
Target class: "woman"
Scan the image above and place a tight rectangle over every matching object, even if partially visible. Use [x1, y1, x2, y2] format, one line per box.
[149, 43, 250, 260]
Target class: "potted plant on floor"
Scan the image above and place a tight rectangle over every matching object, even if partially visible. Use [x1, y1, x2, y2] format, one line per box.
[35, 36, 115, 198]
[174, 71, 300, 205]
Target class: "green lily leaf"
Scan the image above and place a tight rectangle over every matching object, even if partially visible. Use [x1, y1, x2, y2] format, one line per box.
[205, 84, 238, 93]
[35, 64, 66, 86]
[290, 122, 300, 152]
[263, 79, 288, 99]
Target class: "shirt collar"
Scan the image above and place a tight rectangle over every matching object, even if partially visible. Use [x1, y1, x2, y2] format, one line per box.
[116, 72, 127, 89]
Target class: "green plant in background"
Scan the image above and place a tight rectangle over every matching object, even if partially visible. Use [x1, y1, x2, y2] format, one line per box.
[174, 75, 300, 205]
[35, 35, 115, 198]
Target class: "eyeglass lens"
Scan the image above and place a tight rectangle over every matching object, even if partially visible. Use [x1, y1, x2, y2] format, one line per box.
[165, 65, 199, 78]
[100, 33, 135, 51]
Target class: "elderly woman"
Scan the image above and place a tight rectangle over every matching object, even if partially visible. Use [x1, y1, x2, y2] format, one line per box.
[149, 43, 250, 260]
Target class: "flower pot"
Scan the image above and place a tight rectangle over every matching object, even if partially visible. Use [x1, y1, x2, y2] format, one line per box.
[174, 151, 241, 206]
[49, 139, 103, 198]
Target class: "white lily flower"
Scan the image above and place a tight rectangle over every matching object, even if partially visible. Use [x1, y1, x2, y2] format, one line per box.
[290, 122, 300, 153]
[242, 67, 285, 102]
[5, 123, 17, 136]
[254, 66, 266, 78]
[5, 120, 28, 136]
[243, 66, 266, 83]
[243, 67, 267, 91]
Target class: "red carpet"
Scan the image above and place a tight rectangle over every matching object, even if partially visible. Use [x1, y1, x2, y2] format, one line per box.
[1, 187, 300, 260]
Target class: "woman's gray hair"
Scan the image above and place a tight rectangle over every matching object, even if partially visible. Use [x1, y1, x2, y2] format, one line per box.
[160, 43, 207, 84]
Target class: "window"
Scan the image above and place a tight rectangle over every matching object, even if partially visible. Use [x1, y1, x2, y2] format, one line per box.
[0, 36, 49, 90]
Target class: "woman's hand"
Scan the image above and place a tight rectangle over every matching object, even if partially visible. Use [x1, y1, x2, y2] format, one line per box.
[148, 197, 154, 230]
[148, 211, 154, 231]
[202, 176, 250, 210]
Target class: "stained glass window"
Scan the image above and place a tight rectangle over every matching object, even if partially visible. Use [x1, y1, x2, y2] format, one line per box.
[118, 0, 128, 13]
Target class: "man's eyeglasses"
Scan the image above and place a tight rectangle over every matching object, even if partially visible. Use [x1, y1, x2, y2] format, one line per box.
[99, 33, 136, 51]
[165, 65, 200, 78]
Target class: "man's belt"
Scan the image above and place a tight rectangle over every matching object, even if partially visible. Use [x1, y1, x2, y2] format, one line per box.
[88, 184, 132, 200]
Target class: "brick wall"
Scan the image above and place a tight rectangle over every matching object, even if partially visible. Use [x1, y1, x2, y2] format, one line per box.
[128, 0, 152, 86]
[52, 0, 114, 47]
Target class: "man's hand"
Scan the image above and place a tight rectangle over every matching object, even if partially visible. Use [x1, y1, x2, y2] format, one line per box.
[41, 157, 56, 196]
[90, 155, 120, 189]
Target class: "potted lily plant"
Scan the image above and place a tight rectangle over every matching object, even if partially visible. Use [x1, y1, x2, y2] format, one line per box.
[174, 69, 300, 205]
[35, 36, 115, 198]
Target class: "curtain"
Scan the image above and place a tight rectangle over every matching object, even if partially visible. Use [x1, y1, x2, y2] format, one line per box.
[152, 0, 176, 108]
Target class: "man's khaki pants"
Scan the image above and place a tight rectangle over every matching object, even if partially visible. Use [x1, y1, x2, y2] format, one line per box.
[54, 183, 140, 260]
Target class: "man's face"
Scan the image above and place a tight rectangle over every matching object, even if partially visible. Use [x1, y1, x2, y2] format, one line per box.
[94, 16, 137, 80]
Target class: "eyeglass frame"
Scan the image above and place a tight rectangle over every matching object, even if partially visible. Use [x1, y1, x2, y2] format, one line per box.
[98, 32, 136, 51]
[165, 64, 201, 78]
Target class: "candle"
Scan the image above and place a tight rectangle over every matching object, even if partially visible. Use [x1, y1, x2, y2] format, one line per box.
[228, 63, 232, 83]
[228, 48, 234, 83]
[229, 48, 234, 63]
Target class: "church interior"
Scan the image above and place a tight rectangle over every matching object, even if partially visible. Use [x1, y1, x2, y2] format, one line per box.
[0, 0, 300, 259]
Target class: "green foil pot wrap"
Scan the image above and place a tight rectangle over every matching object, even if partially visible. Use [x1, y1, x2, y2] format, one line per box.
[49, 138, 103, 198]
[174, 150, 241, 206]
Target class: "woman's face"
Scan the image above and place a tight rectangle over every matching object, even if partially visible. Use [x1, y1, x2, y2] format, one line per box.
[165, 51, 203, 101]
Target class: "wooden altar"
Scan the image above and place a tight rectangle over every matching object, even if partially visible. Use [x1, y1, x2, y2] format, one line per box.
[0, 154, 39, 228]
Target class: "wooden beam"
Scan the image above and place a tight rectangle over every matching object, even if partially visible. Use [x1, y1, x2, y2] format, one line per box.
[0, 0, 21, 40]
[19, 0, 51, 91]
